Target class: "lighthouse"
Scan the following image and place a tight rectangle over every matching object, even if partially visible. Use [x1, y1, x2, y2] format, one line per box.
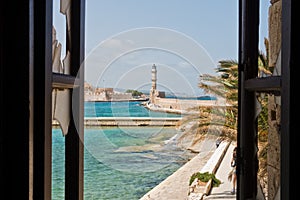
[149, 64, 165, 104]
[151, 64, 157, 90]
[150, 64, 158, 103]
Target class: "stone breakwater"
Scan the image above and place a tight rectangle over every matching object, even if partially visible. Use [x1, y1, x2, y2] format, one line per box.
[154, 98, 218, 111]
[143, 98, 230, 116]
[53, 117, 182, 127]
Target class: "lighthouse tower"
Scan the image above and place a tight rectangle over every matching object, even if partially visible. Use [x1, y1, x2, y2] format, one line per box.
[151, 64, 157, 90]
[150, 64, 158, 103]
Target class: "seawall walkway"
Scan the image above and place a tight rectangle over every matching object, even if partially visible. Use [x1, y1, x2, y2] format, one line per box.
[139, 140, 233, 200]
[202, 143, 236, 200]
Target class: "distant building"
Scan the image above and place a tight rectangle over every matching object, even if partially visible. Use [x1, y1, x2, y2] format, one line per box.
[84, 82, 132, 101]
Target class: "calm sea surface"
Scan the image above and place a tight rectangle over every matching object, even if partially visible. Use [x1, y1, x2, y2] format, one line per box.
[84, 101, 182, 118]
[52, 101, 189, 200]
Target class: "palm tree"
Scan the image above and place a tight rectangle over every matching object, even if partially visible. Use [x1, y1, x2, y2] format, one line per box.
[179, 38, 271, 144]
[179, 38, 272, 197]
[178, 59, 239, 144]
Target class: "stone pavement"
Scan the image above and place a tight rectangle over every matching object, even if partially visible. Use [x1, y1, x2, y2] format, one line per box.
[199, 142, 266, 200]
[202, 143, 236, 200]
[139, 139, 216, 200]
[139, 139, 235, 200]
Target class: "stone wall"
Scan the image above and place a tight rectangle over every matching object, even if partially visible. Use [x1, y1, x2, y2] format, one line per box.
[154, 98, 218, 111]
[267, 0, 281, 199]
[80, 117, 181, 126]
[269, 0, 282, 68]
[111, 93, 133, 101]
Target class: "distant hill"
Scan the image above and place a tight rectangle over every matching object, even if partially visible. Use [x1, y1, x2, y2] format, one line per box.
[114, 88, 150, 95]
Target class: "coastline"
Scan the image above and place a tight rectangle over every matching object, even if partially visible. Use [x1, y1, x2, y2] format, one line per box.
[139, 137, 221, 200]
[56, 99, 223, 199]
[138, 99, 228, 199]
[141, 98, 221, 116]
[142, 101, 184, 115]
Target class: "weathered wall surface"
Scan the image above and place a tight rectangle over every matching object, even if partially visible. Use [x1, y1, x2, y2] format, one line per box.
[154, 98, 218, 111]
[268, 0, 281, 199]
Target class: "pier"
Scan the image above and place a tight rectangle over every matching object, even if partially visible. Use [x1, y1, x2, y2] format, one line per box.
[53, 117, 182, 127]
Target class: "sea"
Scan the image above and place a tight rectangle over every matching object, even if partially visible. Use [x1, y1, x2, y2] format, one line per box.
[52, 101, 192, 200]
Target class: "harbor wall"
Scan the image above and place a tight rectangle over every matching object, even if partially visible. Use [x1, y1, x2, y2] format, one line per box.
[53, 117, 182, 127]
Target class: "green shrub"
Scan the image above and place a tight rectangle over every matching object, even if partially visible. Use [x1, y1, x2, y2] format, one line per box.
[189, 172, 221, 187]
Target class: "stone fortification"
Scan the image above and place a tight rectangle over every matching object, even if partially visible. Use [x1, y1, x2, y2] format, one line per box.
[84, 82, 134, 101]
[154, 98, 218, 111]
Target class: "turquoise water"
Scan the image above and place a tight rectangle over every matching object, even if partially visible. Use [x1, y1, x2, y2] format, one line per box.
[52, 101, 188, 200]
[84, 101, 182, 118]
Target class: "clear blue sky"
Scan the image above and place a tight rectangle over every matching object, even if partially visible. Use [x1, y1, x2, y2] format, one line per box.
[54, 0, 270, 96]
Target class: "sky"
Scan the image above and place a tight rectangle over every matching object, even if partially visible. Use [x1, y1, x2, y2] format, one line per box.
[53, 0, 270, 97]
